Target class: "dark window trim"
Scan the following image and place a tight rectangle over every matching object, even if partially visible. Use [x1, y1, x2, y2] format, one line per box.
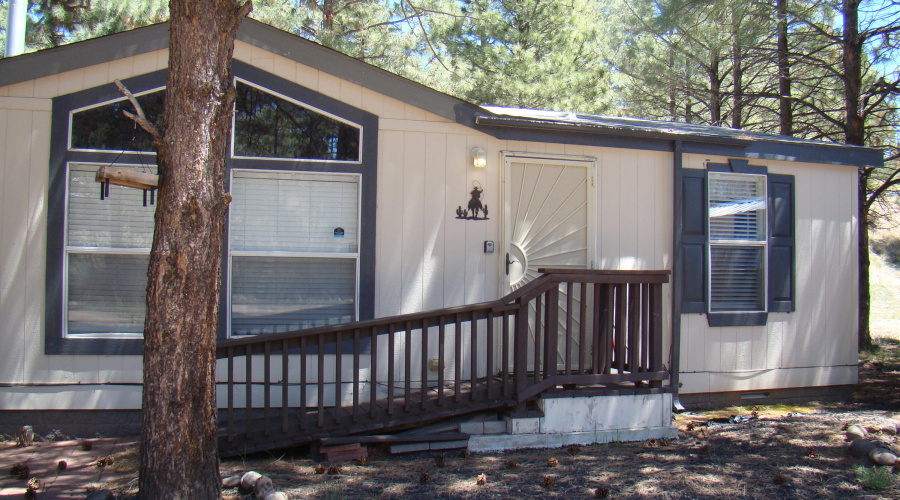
[690, 160, 776, 328]
[46, 65, 378, 355]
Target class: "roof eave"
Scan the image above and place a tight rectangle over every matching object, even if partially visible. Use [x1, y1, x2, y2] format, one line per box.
[475, 115, 754, 147]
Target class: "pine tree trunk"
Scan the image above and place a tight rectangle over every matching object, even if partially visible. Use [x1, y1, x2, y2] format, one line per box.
[776, 0, 792, 136]
[841, 0, 871, 351]
[843, 0, 864, 146]
[139, 1, 251, 498]
[858, 170, 872, 351]
[708, 52, 721, 125]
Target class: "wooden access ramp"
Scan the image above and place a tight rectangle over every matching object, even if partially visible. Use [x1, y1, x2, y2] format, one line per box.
[216, 269, 670, 458]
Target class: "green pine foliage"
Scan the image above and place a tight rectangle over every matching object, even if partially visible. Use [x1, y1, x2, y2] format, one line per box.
[424, 0, 616, 113]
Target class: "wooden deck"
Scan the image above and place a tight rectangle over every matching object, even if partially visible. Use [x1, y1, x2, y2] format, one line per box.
[216, 269, 671, 457]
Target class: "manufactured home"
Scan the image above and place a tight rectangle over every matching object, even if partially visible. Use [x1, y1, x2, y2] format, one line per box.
[0, 19, 878, 454]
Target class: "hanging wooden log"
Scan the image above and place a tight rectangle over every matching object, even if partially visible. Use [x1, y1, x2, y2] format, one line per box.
[95, 165, 159, 191]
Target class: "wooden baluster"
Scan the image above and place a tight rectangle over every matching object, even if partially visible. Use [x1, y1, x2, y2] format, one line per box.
[641, 284, 650, 373]
[388, 323, 395, 416]
[534, 293, 542, 384]
[353, 329, 360, 423]
[579, 282, 587, 374]
[227, 347, 234, 443]
[369, 327, 377, 419]
[454, 313, 462, 404]
[470, 311, 478, 402]
[264, 341, 271, 436]
[650, 283, 664, 388]
[514, 300, 529, 408]
[565, 281, 573, 376]
[300, 337, 307, 429]
[335, 331, 342, 424]
[281, 339, 289, 434]
[615, 284, 626, 375]
[591, 284, 602, 374]
[318, 335, 325, 428]
[545, 286, 559, 380]
[502, 311, 511, 397]
[421, 318, 429, 411]
[629, 284, 640, 375]
[405, 321, 412, 413]
[438, 317, 446, 407]
[486, 311, 494, 400]
[245, 344, 252, 439]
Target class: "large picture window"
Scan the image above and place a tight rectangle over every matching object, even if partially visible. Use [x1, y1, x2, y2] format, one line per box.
[228, 170, 360, 335]
[65, 163, 156, 336]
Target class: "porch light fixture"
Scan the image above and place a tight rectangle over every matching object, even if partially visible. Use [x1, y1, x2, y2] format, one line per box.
[472, 147, 486, 168]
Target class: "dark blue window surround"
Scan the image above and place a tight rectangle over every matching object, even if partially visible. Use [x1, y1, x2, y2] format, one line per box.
[680, 159, 795, 327]
[45, 62, 378, 355]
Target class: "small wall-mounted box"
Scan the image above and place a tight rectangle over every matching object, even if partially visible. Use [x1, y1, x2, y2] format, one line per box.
[428, 358, 443, 371]
[484, 241, 495, 253]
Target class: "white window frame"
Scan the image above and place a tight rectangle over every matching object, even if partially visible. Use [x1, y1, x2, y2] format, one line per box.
[67, 87, 165, 154]
[225, 168, 363, 339]
[707, 172, 768, 314]
[63, 161, 155, 339]
[230, 78, 364, 164]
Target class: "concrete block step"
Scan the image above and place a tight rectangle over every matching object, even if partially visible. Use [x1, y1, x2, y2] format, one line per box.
[389, 438, 469, 454]
[458, 420, 507, 435]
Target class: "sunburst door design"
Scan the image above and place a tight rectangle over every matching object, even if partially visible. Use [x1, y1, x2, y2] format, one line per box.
[503, 156, 595, 367]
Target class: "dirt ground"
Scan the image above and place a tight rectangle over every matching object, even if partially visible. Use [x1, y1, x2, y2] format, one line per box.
[92, 337, 900, 499]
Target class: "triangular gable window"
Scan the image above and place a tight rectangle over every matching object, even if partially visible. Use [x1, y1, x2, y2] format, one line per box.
[233, 81, 361, 161]
[69, 89, 165, 152]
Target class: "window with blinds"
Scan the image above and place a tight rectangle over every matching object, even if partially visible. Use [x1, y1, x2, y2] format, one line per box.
[65, 163, 156, 336]
[708, 173, 767, 312]
[228, 170, 360, 336]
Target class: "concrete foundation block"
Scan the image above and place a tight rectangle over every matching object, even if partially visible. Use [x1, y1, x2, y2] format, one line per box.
[468, 433, 564, 452]
[389, 442, 429, 454]
[458, 422, 484, 435]
[504, 416, 541, 434]
[483, 421, 507, 435]
[430, 439, 468, 450]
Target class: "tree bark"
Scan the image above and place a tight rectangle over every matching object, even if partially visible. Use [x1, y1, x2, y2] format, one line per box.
[139, 1, 251, 498]
[859, 169, 872, 351]
[731, 38, 743, 129]
[843, 0, 864, 146]
[708, 52, 722, 125]
[776, 0, 792, 136]
[840, 0, 872, 351]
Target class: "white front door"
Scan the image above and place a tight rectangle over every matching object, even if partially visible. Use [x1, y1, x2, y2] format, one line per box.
[502, 154, 596, 366]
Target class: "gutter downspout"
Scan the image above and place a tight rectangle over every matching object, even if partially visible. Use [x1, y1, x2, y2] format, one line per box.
[5, 0, 27, 57]
[671, 140, 685, 411]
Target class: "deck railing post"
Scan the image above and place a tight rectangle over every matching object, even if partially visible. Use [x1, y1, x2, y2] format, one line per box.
[281, 339, 288, 434]
[514, 301, 529, 405]
[545, 285, 559, 379]
[335, 331, 343, 424]
[421, 318, 429, 411]
[650, 282, 664, 388]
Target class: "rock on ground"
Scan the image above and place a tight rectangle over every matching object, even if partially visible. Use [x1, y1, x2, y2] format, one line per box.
[850, 438, 876, 458]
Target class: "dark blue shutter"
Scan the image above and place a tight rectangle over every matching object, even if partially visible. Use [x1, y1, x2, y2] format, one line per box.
[768, 174, 795, 312]
[681, 168, 707, 313]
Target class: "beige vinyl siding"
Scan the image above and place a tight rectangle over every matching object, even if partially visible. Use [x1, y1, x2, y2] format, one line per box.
[0, 52, 169, 408]
[679, 154, 858, 394]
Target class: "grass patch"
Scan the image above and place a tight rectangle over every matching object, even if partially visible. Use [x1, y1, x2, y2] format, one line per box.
[870, 227, 900, 341]
[855, 465, 895, 491]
